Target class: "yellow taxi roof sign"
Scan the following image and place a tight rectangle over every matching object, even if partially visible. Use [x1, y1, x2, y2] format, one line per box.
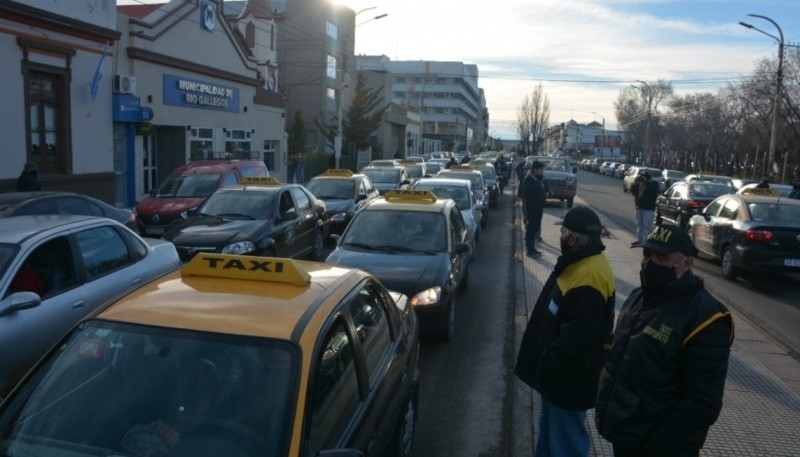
[181, 253, 311, 286]
[241, 176, 281, 186]
[449, 165, 473, 171]
[741, 187, 781, 197]
[321, 169, 354, 177]
[384, 189, 438, 204]
[373, 162, 398, 167]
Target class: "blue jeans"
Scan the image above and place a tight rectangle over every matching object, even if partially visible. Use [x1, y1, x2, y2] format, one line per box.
[526, 206, 543, 253]
[534, 397, 589, 457]
[635, 208, 654, 243]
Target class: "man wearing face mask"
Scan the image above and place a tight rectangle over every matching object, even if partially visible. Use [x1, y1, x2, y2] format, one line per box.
[595, 224, 734, 457]
[515, 206, 616, 457]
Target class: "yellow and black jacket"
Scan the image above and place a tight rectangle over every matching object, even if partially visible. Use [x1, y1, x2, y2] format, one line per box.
[595, 271, 734, 455]
[515, 245, 616, 410]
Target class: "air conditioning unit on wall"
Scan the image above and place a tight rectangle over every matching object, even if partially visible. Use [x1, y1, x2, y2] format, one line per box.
[113, 75, 136, 95]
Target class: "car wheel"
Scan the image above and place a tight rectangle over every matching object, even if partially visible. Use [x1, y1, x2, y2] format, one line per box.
[721, 246, 738, 280]
[391, 396, 416, 457]
[566, 197, 574, 208]
[310, 229, 324, 261]
[440, 296, 456, 342]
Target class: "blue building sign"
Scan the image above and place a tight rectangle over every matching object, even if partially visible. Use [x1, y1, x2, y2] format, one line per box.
[113, 94, 155, 122]
[163, 74, 239, 113]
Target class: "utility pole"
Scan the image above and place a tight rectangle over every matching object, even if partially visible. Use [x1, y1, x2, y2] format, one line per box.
[335, 55, 345, 168]
[591, 111, 605, 158]
[636, 80, 653, 165]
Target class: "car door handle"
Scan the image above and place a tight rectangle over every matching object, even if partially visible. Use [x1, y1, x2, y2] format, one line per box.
[131, 277, 142, 285]
[72, 300, 85, 310]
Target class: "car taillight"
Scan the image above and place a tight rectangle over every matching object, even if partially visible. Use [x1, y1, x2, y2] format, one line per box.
[688, 200, 706, 209]
[745, 230, 773, 242]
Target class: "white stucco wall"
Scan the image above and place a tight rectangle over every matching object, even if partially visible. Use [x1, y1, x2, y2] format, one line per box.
[0, 33, 28, 179]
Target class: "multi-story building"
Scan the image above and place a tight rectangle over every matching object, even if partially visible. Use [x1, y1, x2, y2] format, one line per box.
[544, 120, 624, 159]
[0, 0, 121, 198]
[358, 56, 487, 153]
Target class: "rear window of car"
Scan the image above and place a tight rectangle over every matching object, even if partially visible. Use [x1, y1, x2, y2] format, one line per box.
[414, 184, 470, 210]
[307, 179, 355, 200]
[689, 183, 730, 199]
[362, 169, 401, 184]
[748, 202, 800, 222]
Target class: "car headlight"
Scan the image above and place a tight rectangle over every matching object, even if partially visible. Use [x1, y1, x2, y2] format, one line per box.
[409, 286, 442, 307]
[330, 212, 349, 223]
[222, 241, 256, 255]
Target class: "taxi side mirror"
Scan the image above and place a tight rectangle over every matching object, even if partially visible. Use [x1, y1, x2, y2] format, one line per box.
[0, 292, 42, 317]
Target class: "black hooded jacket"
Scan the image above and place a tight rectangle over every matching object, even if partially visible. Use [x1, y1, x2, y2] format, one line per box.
[16, 170, 41, 192]
[595, 271, 733, 454]
[515, 244, 616, 410]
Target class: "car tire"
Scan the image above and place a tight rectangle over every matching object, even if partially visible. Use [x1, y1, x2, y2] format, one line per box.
[390, 395, 416, 457]
[721, 246, 738, 280]
[310, 229, 324, 261]
[566, 197, 574, 208]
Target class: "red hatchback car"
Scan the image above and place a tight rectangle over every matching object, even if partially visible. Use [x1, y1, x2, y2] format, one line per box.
[135, 159, 268, 237]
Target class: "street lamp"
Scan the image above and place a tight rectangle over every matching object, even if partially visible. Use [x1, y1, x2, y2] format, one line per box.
[635, 80, 653, 166]
[740, 14, 784, 178]
[591, 111, 605, 158]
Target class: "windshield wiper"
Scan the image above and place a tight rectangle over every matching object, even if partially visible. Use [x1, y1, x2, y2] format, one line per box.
[316, 195, 345, 200]
[215, 213, 255, 220]
[343, 242, 379, 250]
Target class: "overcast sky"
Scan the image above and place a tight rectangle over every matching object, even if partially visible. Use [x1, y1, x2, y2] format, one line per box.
[337, 0, 800, 139]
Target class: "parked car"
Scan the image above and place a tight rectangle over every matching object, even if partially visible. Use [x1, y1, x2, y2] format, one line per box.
[736, 182, 793, 197]
[0, 191, 137, 233]
[135, 159, 268, 237]
[614, 164, 631, 179]
[465, 161, 500, 208]
[163, 177, 328, 262]
[0, 215, 180, 395]
[326, 190, 472, 340]
[412, 177, 483, 247]
[683, 173, 735, 191]
[305, 169, 380, 235]
[0, 253, 420, 457]
[688, 187, 800, 279]
[523, 156, 578, 208]
[360, 165, 412, 195]
[623, 166, 662, 193]
[436, 167, 490, 226]
[655, 180, 732, 229]
[660, 169, 686, 191]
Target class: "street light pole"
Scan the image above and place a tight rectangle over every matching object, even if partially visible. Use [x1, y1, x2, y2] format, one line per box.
[591, 111, 605, 158]
[740, 14, 784, 178]
[635, 80, 653, 166]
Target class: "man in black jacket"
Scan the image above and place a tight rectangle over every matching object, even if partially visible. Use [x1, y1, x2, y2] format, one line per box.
[516, 206, 616, 457]
[521, 161, 548, 256]
[630, 171, 659, 247]
[595, 225, 734, 457]
[16, 162, 41, 192]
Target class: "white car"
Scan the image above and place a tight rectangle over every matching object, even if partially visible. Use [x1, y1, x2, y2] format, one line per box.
[412, 178, 482, 250]
[0, 215, 180, 395]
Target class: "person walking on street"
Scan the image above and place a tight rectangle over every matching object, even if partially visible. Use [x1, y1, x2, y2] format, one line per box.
[630, 171, 659, 246]
[522, 161, 548, 256]
[595, 225, 733, 457]
[516, 206, 616, 457]
[446, 156, 458, 169]
[16, 162, 41, 192]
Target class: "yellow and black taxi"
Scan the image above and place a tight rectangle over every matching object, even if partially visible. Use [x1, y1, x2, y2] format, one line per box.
[436, 166, 490, 228]
[467, 160, 500, 208]
[0, 254, 420, 457]
[688, 187, 800, 279]
[305, 169, 380, 235]
[396, 161, 428, 183]
[163, 177, 328, 262]
[360, 164, 412, 195]
[326, 190, 472, 341]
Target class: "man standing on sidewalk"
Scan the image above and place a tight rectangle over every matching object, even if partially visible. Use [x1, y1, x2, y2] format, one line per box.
[515, 206, 616, 457]
[630, 171, 659, 246]
[595, 225, 734, 457]
[522, 161, 548, 257]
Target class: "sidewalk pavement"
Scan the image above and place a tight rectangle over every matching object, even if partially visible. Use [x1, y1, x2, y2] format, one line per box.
[512, 194, 800, 457]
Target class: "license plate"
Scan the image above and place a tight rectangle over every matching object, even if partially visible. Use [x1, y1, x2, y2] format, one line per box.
[785, 259, 800, 267]
[145, 227, 165, 235]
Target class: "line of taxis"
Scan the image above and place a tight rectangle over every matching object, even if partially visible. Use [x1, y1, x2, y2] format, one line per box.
[0, 162, 504, 457]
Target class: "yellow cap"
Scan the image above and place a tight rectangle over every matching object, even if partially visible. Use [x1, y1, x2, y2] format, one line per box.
[741, 187, 781, 197]
[181, 253, 311, 286]
[321, 169, 354, 177]
[241, 176, 281, 186]
[384, 189, 438, 204]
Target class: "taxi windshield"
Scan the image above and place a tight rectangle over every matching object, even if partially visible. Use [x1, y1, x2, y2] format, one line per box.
[538, 159, 568, 172]
[0, 243, 16, 279]
[414, 185, 470, 210]
[0, 320, 297, 457]
[343, 210, 447, 252]
[362, 168, 402, 184]
[157, 173, 220, 198]
[199, 190, 275, 220]
[306, 179, 355, 200]
[748, 202, 800, 222]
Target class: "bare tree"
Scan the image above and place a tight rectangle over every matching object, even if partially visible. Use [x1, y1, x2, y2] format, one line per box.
[513, 83, 550, 154]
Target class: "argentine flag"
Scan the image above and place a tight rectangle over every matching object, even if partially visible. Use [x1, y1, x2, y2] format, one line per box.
[90, 44, 108, 103]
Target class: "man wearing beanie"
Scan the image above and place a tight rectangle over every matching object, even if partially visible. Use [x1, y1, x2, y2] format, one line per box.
[515, 206, 616, 457]
[16, 162, 41, 192]
[521, 160, 548, 256]
[596, 225, 734, 457]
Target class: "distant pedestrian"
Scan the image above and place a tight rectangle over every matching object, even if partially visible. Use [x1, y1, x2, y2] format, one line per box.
[460, 153, 471, 164]
[516, 206, 616, 457]
[446, 156, 458, 169]
[521, 161, 548, 256]
[630, 171, 659, 246]
[16, 162, 41, 192]
[394, 150, 402, 159]
[596, 224, 733, 457]
[756, 175, 770, 189]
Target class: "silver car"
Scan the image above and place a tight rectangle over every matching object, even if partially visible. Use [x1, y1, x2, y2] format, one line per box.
[412, 177, 482, 250]
[0, 215, 180, 395]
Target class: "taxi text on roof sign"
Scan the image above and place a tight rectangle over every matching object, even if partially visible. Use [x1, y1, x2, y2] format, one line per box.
[181, 253, 311, 286]
[384, 189, 438, 204]
[241, 176, 281, 186]
[741, 187, 781, 197]
[449, 165, 473, 171]
[321, 169, 354, 177]
[398, 161, 418, 166]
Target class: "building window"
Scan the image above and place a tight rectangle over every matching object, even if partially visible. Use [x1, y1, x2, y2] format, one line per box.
[263, 140, 276, 172]
[327, 55, 337, 80]
[270, 24, 275, 50]
[326, 21, 338, 40]
[326, 88, 336, 112]
[245, 22, 255, 47]
[189, 127, 214, 160]
[225, 129, 252, 158]
[27, 70, 68, 174]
